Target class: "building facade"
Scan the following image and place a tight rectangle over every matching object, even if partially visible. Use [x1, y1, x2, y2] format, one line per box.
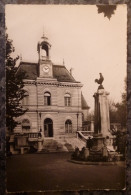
[10, 34, 89, 154]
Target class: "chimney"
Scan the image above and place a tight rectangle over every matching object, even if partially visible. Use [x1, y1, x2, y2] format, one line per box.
[70, 68, 73, 75]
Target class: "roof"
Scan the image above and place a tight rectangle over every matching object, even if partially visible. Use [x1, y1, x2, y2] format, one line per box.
[53, 65, 77, 82]
[81, 93, 90, 110]
[17, 62, 78, 83]
[17, 62, 90, 109]
[17, 62, 38, 80]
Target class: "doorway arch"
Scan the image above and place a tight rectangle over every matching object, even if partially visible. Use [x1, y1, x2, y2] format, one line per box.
[44, 118, 53, 137]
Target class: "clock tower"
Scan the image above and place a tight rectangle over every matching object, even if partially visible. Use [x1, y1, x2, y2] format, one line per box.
[37, 33, 53, 78]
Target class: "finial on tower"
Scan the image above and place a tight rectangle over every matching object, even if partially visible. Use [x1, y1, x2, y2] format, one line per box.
[40, 27, 48, 42]
[42, 26, 45, 38]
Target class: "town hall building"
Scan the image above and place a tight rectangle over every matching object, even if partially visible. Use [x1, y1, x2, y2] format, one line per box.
[9, 34, 90, 154]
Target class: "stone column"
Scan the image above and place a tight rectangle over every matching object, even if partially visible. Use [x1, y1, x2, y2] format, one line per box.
[98, 89, 110, 137]
[38, 139, 43, 152]
[90, 121, 94, 132]
[93, 93, 101, 134]
[93, 88, 110, 137]
[20, 147, 24, 154]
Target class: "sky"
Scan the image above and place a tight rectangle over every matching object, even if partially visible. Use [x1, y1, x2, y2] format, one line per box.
[5, 5, 127, 110]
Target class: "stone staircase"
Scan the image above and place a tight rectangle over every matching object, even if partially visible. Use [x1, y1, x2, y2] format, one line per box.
[64, 137, 86, 150]
[39, 139, 68, 153]
[64, 143, 74, 152]
[39, 137, 86, 153]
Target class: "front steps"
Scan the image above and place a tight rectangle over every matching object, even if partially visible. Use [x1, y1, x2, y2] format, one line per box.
[64, 137, 86, 150]
[39, 137, 86, 153]
[39, 139, 68, 153]
[64, 143, 74, 152]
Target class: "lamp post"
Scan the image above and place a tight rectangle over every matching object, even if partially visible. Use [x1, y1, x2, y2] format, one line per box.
[76, 113, 79, 131]
[39, 112, 42, 132]
[38, 112, 43, 152]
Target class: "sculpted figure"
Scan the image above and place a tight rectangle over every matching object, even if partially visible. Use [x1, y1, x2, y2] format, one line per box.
[95, 73, 104, 89]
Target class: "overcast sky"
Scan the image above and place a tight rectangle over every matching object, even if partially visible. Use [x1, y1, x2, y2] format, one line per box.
[6, 5, 127, 110]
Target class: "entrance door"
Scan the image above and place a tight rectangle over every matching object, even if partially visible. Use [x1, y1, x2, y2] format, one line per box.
[44, 118, 53, 137]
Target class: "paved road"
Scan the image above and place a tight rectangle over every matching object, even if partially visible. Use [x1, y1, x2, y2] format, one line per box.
[6, 153, 126, 192]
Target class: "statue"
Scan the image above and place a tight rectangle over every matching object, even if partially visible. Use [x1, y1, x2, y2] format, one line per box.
[95, 73, 104, 89]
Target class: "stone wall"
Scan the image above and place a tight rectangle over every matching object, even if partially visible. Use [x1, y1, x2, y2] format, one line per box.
[14, 81, 83, 136]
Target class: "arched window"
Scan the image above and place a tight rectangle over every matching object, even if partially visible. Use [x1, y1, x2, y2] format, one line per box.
[22, 91, 29, 106]
[41, 49, 47, 60]
[64, 93, 71, 107]
[44, 92, 51, 105]
[42, 44, 49, 57]
[65, 119, 72, 133]
[22, 119, 30, 131]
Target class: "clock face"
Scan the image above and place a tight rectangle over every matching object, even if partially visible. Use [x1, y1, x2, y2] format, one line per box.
[43, 65, 49, 73]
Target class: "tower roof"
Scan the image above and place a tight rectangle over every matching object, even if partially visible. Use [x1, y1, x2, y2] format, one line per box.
[40, 33, 50, 44]
[37, 33, 51, 52]
[17, 62, 79, 83]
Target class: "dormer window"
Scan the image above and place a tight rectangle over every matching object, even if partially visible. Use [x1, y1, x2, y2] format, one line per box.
[44, 92, 51, 105]
[64, 93, 71, 107]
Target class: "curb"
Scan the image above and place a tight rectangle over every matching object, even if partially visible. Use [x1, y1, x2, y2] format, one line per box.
[68, 159, 121, 165]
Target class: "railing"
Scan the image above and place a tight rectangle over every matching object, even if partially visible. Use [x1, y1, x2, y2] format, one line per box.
[77, 130, 94, 143]
[78, 127, 94, 135]
[28, 133, 39, 138]
[28, 132, 43, 141]
[14, 132, 39, 138]
[15, 132, 42, 141]
[77, 131, 87, 143]
[80, 131, 93, 136]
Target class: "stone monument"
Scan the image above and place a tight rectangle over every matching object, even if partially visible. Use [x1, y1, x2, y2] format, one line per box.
[71, 73, 117, 162]
[92, 73, 114, 151]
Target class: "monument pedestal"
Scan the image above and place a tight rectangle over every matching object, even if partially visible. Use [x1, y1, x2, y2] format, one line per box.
[92, 134, 105, 151]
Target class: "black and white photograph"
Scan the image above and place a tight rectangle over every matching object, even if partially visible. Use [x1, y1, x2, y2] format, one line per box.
[5, 4, 127, 192]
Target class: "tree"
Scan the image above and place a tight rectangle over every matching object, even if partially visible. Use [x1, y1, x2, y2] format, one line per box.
[109, 78, 127, 128]
[6, 34, 27, 133]
[115, 80, 127, 128]
[109, 78, 127, 155]
[109, 99, 118, 124]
